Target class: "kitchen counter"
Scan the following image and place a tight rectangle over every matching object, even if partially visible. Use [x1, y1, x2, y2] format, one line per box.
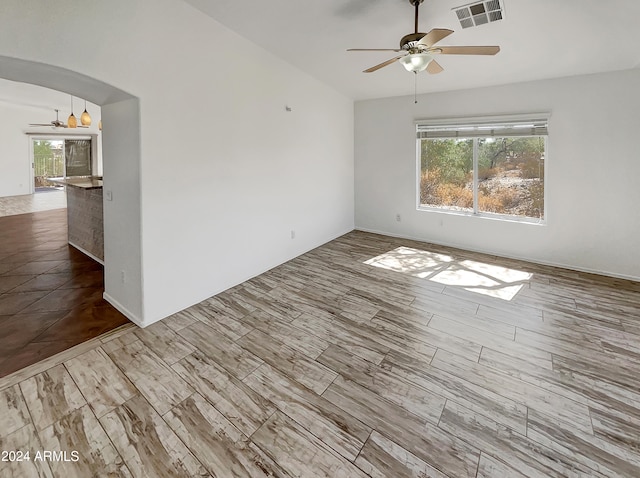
[49, 177, 104, 263]
[49, 177, 103, 189]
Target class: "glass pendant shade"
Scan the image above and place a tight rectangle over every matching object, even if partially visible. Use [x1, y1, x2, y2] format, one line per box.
[68, 96, 77, 128]
[81, 100, 92, 126]
[81, 110, 91, 126]
[399, 53, 433, 73]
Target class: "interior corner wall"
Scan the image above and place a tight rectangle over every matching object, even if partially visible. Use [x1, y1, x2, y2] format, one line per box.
[101, 98, 143, 324]
[0, 0, 354, 327]
[139, 47, 355, 324]
[131, 6, 355, 325]
[355, 68, 640, 281]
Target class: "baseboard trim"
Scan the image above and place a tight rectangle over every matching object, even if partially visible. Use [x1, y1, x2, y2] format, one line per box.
[103, 292, 145, 328]
[355, 227, 640, 283]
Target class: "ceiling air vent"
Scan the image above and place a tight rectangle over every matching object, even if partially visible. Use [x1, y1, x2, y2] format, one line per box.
[454, 0, 504, 29]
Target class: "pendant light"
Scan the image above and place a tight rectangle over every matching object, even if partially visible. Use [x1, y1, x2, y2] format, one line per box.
[80, 100, 92, 126]
[67, 96, 77, 128]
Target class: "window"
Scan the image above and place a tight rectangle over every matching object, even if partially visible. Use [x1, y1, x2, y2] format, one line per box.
[33, 139, 64, 188]
[417, 115, 548, 222]
[64, 139, 92, 177]
[31, 137, 93, 190]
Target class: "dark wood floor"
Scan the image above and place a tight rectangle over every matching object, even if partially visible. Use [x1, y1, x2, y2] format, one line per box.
[0, 208, 129, 377]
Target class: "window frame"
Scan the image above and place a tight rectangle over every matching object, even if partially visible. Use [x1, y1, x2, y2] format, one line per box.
[415, 113, 549, 225]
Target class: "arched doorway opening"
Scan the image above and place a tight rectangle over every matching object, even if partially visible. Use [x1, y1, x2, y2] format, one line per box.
[0, 56, 143, 376]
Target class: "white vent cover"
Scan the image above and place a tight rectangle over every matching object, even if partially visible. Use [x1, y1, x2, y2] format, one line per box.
[454, 0, 504, 29]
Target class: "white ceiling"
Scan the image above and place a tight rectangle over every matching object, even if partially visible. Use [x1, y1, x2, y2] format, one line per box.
[183, 0, 640, 100]
[0, 77, 99, 115]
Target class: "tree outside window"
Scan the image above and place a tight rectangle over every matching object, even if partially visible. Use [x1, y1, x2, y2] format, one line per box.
[418, 117, 547, 222]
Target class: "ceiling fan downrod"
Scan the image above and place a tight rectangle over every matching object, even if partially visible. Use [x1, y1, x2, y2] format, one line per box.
[401, 0, 427, 49]
[411, 0, 424, 34]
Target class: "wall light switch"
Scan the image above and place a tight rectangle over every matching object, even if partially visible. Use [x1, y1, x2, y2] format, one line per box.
[105, 190, 113, 201]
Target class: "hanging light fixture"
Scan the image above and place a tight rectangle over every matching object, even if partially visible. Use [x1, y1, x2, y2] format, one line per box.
[98, 120, 102, 131]
[80, 100, 92, 126]
[67, 96, 77, 128]
[399, 52, 433, 73]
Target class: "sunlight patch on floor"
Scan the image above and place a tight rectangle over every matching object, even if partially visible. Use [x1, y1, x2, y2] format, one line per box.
[363, 246, 454, 279]
[364, 247, 532, 301]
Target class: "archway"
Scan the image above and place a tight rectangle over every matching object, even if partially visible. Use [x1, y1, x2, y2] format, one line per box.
[0, 55, 143, 325]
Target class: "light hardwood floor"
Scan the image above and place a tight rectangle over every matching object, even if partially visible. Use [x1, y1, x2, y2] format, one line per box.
[1, 230, 639, 477]
[0, 190, 66, 218]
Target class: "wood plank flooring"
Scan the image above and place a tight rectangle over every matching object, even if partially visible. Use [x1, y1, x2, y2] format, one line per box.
[0, 208, 129, 377]
[1, 230, 639, 477]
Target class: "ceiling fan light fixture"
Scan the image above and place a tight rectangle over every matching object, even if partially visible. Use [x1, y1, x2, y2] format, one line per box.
[348, 0, 500, 75]
[399, 53, 433, 72]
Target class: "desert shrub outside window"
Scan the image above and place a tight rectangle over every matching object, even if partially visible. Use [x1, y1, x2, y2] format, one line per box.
[417, 115, 548, 222]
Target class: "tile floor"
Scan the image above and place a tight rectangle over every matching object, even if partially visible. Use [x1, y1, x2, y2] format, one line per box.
[0, 208, 129, 377]
[0, 189, 66, 218]
[1, 231, 639, 477]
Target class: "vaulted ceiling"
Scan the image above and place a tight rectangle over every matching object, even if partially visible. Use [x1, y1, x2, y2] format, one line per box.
[183, 0, 640, 100]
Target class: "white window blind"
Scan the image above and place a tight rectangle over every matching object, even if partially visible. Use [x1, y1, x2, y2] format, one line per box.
[417, 117, 548, 139]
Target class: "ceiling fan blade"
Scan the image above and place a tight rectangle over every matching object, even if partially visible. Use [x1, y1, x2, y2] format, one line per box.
[348, 48, 404, 52]
[364, 55, 405, 73]
[436, 46, 500, 55]
[29, 123, 52, 126]
[427, 59, 444, 74]
[417, 28, 454, 48]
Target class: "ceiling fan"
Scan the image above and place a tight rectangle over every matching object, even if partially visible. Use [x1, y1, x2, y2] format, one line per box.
[29, 109, 88, 128]
[348, 0, 500, 74]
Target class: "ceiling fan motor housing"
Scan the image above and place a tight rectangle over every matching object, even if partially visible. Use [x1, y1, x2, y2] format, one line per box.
[400, 32, 428, 50]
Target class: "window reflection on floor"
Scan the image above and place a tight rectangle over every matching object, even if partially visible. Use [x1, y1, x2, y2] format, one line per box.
[364, 246, 532, 301]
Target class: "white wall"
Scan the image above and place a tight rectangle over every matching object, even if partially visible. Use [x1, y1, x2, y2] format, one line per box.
[0, 101, 41, 197]
[0, 79, 102, 197]
[355, 68, 640, 281]
[0, 0, 354, 326]
[101, 98, 143, 321]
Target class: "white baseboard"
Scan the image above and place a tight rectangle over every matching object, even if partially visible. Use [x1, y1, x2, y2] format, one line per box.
[103, 292, 145, 328]
[355, 227, 640, 283]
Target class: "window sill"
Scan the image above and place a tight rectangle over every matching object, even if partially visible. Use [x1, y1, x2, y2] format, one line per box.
[416, 206, 546, 225]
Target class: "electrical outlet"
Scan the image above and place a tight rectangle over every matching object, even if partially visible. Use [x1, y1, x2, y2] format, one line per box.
[120, 270, 126, 283]
[396, 214, 401, 222]
[290, 230, 296, 239]
[105, 190, 113, 201]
